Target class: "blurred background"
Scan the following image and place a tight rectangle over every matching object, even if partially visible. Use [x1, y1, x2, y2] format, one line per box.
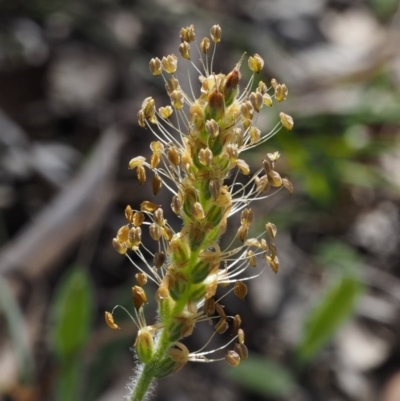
[1, 1, 400, 400]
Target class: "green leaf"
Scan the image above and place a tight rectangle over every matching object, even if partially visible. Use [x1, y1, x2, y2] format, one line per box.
[225, 354, 295, 397]
[0, 276, 35, 384]
[297, 276, 362, 361]
[50, 267, 93, 359]
[54, 356, 84, 401]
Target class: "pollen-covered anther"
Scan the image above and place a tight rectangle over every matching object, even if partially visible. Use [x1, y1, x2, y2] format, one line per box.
[275, 83, 288, 102]
[151, 253, 164, 270]
[171, 195, 182, 215]
[257, 81, 267, 94]
[240, 208, 254, 226]
[234, 281, 248, 300]
[236, 159, 250, 175]
[255, 175, 271, 193]
[132, 211, 145, 227]
[179, 41, 191, 60]
[137, 109, 146, 127]
[237, 225, 249, 243]
[263, 93, 273, 107]
[112, 238, 127, 254]
[210, 24, 222, 43]
[165, 77, 180, 96]
[150, 153, 161, 169]
[105, 311, 120, 329]
[200, 37, 210, 54]
[124, 205, 134, 224]
[280, 111, 294, 132]
[161, 54, 178, 74]
[159, 106, 173, 119]
[249, 126, 261, 143]
[132, 285, 148, 310]
[149, 57, 162, 76]
[198, 148, 213, 167]
[192, 202, 205, 220]
[225, 350, 240, 367]
[205, 119, 220, 138]
[140, 200, 160, 212]
[234, 343, 248, 360]
[137, 165, 146, 185]
[248, 53, 264, 73]
[142, 97, 157, 124]
[129, 156, 146, 169]
[152, 174, 163, 195]
[135, 272, 148, 286]
[170, 90, 184, 109]
[128, 226, 142, 249]
[249, 91, 263, 112]
[117, 225, 129, 243]
[215, 317, 229, 334]
[238, 328, 245, 344]
[153, 208, 165, 227]
[265, 222, 277, 239]
[270, 78, 278, 90]
[180, 24, 195, 43]
[245, 238, 261, 248]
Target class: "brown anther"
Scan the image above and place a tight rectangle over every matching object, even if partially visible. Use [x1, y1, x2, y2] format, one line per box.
[234, 281, 248, 300]
[255, 175, 271, 193]
[209, 179, 221, 200]
[117, 225, 129, 243]
[237, 225, 249, 243]
[150, 152, 161, 170]
[161, 54, 178, 74]
[282, 177, 294, 194]
[279, 112, 294, 131]
[132, 285, 148, 310]
[171, 195, 182, 215]
[262, 157, 273, 174]
[125, 205, 134, 223]
[245, 238, 261, 248]
[267, 255, 279, 273]
[265, 222, 277, 239]
[161, 226, 173, 241]
[232, 314, 242, 334]
[152, 174, 163, 195]
[105, 311, 119, 329]
[167, 147, 181, 166]
[129, 156, 146, 169]
[210, 25, 222, 43]
[225, 350, 240, 367]
[246, 250, 257, 267]
[149, 57, 162, 76]
[248, 53, 264, 73]
[191, 202, 205, 220]
[207, 88, 224, 116]
[204, 297, 216, 316]
[269, 242, 277, 259]
[234, 343, 248, 360]
[149, 223, 161, 241]
[137, 165, 146, 185]
[240, 208, 254, 226]
[260, 238, 269, 252]
[112, 238, 127, 254]
[215, 302, 226, 318]
[249, 91, 263, 112]
[153, 251, 166, 269]
[140, 200, 160, 212]
[200, 37, 210, 54]
[179, 41, 191, 60]
[215, 317, 229, 334]
[205, 119, 220, 138]
[128, 226, 142, 249]
[154, 208, 165, 226]
[240, 101, 254, 120]
[133, 211, 145, 227]
[135, 272, 148, 286]
[170, 90, 184, 109]
[268, 170, 283, 187]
